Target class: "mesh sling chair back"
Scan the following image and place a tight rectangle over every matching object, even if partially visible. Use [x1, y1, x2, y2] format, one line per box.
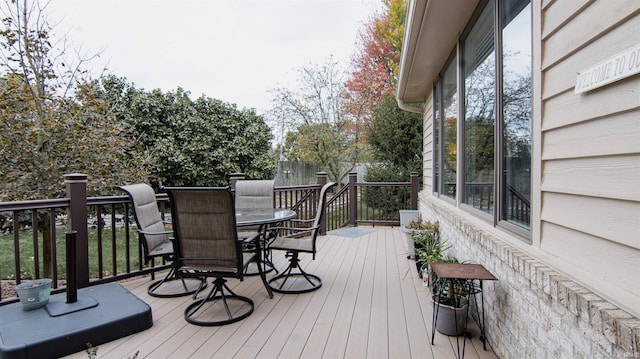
[234, 179, 275, 209]
[164, 187, 273, 326]
[234, 179, 277, 274]
[119, 183, 205, 297]
[234, 179, 275, 239]
[268, 182, 336, 294]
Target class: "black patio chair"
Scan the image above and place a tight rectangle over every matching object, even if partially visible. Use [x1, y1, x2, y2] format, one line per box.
[164, 186, 273, 326]
[234, 179, 279, 274]
[119, 183, 205, 298]
[268, 182, 336, 294]
[234, 179, 276, 240]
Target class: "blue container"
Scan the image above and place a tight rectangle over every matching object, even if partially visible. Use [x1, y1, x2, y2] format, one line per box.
[16, 278, 52, 310]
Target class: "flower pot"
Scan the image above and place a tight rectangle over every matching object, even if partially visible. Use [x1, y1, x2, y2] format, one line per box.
[399, 210, 421, 259]
[431, 295, 468, 336]
[400, 227, 419, 259]
[16, 278, 52, 310]
[399, 210, 421, 227]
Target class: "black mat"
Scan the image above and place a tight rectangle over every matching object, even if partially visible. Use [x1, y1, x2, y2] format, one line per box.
[0, 283, 153, 359]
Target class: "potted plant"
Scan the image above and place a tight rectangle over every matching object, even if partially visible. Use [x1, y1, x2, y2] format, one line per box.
[400, 214, 439, 260]
[413, 232, 470, 337]
[413, 229, 447, 287]
[15, 278, 52, 310]
[429, 258, 471, 336]
[399, 210, 420, 258]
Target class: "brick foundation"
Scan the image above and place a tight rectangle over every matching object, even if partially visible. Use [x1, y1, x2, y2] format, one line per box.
[422, 197, 640, 359]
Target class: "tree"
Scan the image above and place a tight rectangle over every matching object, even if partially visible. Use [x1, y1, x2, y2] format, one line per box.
[0, 0, 144, 278]
[100, 75, 276, 186]
[345, 0, 407, 130]
[0, 0, 142, 200]
[367, 95, 422, 180]
[363, 95, 422, 218]
[268, 58, 363, 184]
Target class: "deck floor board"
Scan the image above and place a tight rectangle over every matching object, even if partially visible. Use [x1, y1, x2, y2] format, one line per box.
[62, 227, 498, 359]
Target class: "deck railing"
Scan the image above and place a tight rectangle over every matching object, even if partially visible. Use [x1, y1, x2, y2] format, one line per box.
[0, 172, 418, 305]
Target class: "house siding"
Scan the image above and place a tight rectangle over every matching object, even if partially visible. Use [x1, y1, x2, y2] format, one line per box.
[412, 0, 640, 357]
[539, 0, 640, 319]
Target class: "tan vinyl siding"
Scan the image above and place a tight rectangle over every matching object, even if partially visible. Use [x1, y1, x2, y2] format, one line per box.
[542, 0, 638, 69]
[540, 0, 640, 315]
[403, 1, 639, 356]
[542, 78, 639, 130]
[542, 17, 639, 98]
[541, 0, 591, 40]
[542, 111, 640, 159]
[541, 192, 640, 250]
[542, 155, 640, 200]
[540, 222, 640, 314]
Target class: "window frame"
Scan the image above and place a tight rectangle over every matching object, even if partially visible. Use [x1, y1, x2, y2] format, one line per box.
[431, 0, 532, 241]
[433, 49, 458, 208]
[460, 0, 496, 222]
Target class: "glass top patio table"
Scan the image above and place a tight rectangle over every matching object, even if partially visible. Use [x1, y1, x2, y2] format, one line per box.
[235, 208, 296, 227]
[235, 208, 296, 278]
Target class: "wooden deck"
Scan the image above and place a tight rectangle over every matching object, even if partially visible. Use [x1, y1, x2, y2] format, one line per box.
[63, 227, 498, 359]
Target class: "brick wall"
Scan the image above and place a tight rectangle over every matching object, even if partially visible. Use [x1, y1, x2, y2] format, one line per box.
[422, 197, 640, 359]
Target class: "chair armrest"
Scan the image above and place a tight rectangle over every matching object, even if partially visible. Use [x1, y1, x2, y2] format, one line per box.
[290, 219, 313, 224]
[275, 226, 319, 233]
[240, 233, 262, 254]
[138, 230, 173, 235]
[240, 233, 260, 243]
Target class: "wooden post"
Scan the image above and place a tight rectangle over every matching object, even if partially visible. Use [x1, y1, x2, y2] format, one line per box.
[65, 231, 78, 303]
[410, 172, 419, 210]
[64, 174, 89, 288]
[348, 172, 357, 227]
[229, 173, 245, 190]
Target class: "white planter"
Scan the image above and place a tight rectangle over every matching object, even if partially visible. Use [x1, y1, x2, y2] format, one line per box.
[399, 210, 421, 227]
[401, 226, 427, 259]
[399, 210, 421, 259]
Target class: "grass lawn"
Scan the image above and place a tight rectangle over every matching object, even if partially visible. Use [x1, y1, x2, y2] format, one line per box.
[0, 227, 144, 281]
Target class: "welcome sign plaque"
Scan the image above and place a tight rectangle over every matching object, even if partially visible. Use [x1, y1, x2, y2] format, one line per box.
[575, 43, 640, 94]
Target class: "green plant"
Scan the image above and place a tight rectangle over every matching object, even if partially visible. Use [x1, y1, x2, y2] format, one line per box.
[413, 229, 447, 268]
[86, 343, 138, 358]
[430, 257, 471, 308]
[405, 218, 439, 231]
[412, 226, 470, 308]
[85, 343, 97, 359]
[411, 221, 443, 282]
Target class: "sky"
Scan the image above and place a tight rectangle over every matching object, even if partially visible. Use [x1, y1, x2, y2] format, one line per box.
[47, 0, 385, 114]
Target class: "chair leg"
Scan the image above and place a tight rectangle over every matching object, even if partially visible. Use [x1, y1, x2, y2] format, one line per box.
[148, 266, 207, 298]
[268, 252, 322, 294]
[184, 277, 254, 326]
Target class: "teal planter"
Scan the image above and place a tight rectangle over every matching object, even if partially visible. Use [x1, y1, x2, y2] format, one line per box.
[16, 279, 52, 310]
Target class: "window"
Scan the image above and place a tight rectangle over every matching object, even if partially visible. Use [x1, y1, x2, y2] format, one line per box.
[442, 55, 458, 199]
[432, 0, 532, 234]
[433, 82, 440, 193]
[500, 0, 532, 230]
[463, 1, 495, 215]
